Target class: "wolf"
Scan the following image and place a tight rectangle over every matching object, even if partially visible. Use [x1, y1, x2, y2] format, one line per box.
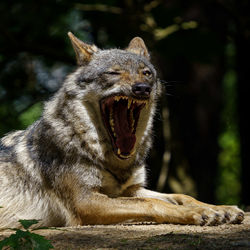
[0, 32, 244, 228]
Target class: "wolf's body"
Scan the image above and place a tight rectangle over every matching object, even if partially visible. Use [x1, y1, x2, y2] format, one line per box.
[0, 33, 244, 228]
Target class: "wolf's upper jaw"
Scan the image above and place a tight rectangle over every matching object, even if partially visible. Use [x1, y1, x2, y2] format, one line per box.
[100, 95, 148, 159]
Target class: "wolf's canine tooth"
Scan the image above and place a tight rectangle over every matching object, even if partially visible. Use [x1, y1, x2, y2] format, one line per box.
[128, 98, 132, 109]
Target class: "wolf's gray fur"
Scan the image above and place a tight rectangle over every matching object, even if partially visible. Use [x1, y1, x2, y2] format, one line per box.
[0, 33, 244, 228]
[0, 34, 161, 228]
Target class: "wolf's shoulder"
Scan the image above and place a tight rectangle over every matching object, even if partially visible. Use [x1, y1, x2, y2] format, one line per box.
[0, 130, 25, 148]
[0, 130, 24, 162]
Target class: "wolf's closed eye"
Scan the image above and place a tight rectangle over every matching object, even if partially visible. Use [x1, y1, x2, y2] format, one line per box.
[104, 71, 121, 75]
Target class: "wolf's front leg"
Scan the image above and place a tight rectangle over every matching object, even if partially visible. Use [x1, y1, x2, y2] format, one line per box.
[135, 188, 244, 225]
[73, 192, 224, 226]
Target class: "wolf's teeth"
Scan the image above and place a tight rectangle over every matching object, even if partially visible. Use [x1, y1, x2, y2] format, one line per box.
[110, 118, 115, 131]
[134, 99, 147, 105]
[114, 96, 129, 101]
[113, 95, 148, 109]
[117, 148, 121, 155]
[128, 98, 132, 109]
[109, 106, 115, 134]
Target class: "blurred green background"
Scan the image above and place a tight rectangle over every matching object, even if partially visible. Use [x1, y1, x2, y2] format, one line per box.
[0, 0, 249, 207]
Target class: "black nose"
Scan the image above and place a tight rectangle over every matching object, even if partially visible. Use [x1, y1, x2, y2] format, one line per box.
[132, 82, 152, 97]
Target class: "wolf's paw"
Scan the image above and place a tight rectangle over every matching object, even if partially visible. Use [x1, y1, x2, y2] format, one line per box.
[190, 207, 227, 226]
[178, 207, 224, 226]
[191, 206, 245, 226]
[212, 205, 244, 224]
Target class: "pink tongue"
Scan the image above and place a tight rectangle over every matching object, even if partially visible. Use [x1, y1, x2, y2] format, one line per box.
[113, 100, 135, 154]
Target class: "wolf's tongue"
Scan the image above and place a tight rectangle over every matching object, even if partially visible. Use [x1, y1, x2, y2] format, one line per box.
[113, 100, 135, 154]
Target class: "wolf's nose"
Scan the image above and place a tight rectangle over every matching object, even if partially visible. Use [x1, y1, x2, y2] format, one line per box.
[132, 82, 152, 97]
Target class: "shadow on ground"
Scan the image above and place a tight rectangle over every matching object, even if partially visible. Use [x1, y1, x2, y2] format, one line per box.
[1, 213, 250, 249]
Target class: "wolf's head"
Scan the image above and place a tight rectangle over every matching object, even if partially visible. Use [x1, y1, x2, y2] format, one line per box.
[65, 32, 162, 161]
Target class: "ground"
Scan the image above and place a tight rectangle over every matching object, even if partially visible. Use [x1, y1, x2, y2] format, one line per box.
[0, 213, 249, 249]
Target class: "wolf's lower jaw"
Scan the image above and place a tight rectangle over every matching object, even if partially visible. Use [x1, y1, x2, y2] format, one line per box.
[100, 95, 148, 159]
[117, 147, 136, 159]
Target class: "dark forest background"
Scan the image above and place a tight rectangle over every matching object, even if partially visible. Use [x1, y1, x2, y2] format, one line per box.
[0, 0, 249, 207]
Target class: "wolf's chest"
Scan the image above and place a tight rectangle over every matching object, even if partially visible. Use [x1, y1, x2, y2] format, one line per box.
[99, 167, 145, 198]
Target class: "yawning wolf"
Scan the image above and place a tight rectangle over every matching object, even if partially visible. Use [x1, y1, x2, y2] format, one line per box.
[0, 33, 244, 228]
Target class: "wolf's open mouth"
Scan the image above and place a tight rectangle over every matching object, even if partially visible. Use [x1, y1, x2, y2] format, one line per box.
[100, 95, 148, 159]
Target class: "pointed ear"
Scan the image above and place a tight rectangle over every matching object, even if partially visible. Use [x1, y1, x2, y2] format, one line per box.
[68, 32, 98, 66]
[126, 37, 150, 60]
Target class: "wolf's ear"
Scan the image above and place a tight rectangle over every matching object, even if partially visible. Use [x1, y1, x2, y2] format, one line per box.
[126, 37, 150, 60]
[68, 32, 98, 66]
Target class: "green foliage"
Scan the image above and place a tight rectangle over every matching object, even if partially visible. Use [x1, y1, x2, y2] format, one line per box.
[217, 43, 241, 205]
[19, 220, 39, 230]
[0, 220, 54, 250]
[19, 102, 43, 129]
